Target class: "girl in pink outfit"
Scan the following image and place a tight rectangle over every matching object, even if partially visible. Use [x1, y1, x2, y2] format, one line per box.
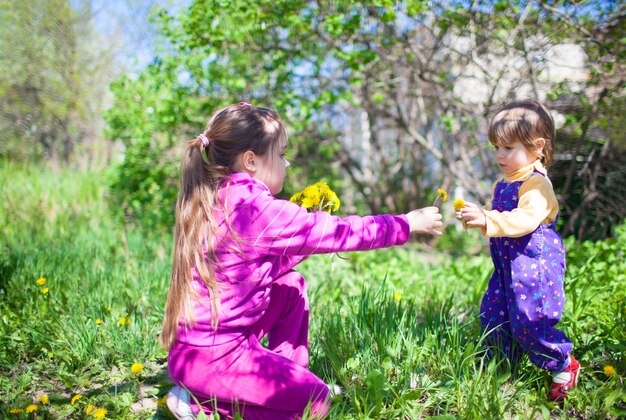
[162, 103, 443, 419]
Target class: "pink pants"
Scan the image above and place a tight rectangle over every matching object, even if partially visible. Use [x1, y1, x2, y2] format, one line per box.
[168, 270, 330, 419]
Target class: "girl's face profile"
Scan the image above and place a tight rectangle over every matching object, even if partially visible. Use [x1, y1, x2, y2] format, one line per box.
[493, 140, 539, 175]
[254, 138, 290, 195]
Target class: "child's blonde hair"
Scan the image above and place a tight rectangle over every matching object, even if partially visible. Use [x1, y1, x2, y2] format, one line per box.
[488, 99, 556, 167]
[161, 103, 287, 349]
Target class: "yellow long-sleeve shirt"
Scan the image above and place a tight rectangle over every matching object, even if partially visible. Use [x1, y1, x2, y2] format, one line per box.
[483, 160, 560, 238]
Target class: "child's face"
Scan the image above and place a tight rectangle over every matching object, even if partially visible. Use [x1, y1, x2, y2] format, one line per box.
[254, 140, 290, 195]
[493, 140, 539, 176]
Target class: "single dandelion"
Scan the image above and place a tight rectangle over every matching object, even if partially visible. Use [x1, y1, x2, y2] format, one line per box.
[41, 287, 49, 295]
[107, 307, 112, 312]
[454, 198, 468, 231]
[25, 404, 38, 413]
[119, 315, 130, 327]
[92, 407, 108, 419]
[9, 408, 24, 414]
[38, 394, 49, 404]
[86, 404, 96, 414]
[393, 292, 402, 302]
[96, 318, 102, 325]
[433, 188, 448, 206]
[36, 277, 46, 286]
[603, 364, 616, 377]
[156, 395, 168, 408]
[131, 362, 144, 375]
[71, 394, 82, 404]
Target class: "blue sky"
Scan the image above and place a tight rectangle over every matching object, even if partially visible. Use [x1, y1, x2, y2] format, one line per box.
[85, 0, 190, 71]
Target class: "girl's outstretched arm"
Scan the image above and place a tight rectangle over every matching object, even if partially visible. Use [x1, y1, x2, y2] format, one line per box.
[230, 183, 441, 257]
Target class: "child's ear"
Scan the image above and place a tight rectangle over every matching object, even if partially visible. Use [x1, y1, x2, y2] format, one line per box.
[241, 150, 257, 172]
[534, 138, 546, 152]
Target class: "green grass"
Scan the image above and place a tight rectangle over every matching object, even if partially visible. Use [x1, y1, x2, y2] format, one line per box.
[1, 161, 625, 419]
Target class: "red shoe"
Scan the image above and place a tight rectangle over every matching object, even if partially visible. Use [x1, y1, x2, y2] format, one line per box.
[548, 355, 581, 402]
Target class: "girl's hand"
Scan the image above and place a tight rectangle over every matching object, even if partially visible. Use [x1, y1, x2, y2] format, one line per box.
[455, 202, 486, 229]
[406, 206, 443, 236]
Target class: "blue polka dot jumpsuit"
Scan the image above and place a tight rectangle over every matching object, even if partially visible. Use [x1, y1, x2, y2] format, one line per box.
[480, 172, 572, 372]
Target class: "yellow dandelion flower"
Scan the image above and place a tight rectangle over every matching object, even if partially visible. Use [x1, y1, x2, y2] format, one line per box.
[92, 408, 107, 419]
[71, 394, 82, 404]
[156, 395, 168, 408]
[433, 188, 448, 206]
[36, 277, 46, 286]
[9, 408, 24, 414]
[322, 190, 341, 213]
[289, 191, 303, 205]
[41, 287, 49, 295]
[301, 185, 321, 209]
[437, 188, 448, 201]
[293, 181, 341, 214]
[119, 316, 128, 326]
[303, 184, 323, 196]
[314, 181, 331, 196]
[393, 292, 402, 301]
[603, 364, 616, 377]
[25, 404, 38, 413]
[96, 318, 102, 325]
[131, 362, 144, 374]
[453, 198, 468, 230]
[38, 394, 49, 404]
[107, 306, 112, 312]
[86, 404, 96, 414]
[300, 195, 319, 210]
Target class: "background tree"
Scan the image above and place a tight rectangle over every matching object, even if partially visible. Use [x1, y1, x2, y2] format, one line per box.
[0, 0, 118, 165]
[105, 0, 625, 240]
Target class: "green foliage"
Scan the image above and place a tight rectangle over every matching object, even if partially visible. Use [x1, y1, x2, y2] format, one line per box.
[1, 163, 626, 417]
[106, 62, 199, 228]
[550, 131, 626, 241]
[0, 162, 171, 417]
[105, 0, 625, 240]
[0, 0, 116, 163]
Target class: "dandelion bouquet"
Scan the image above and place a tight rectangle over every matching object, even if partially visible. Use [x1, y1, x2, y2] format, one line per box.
[290, 182, 346, 264]
[289, 182, 340, 214]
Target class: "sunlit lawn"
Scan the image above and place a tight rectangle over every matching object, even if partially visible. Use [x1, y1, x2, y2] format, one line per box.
[1, 162, 624, 419]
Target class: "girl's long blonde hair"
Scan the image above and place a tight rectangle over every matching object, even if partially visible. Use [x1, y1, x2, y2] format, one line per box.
[161, 103, 287, 349]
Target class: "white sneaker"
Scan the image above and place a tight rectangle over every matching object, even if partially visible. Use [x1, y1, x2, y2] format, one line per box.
[327, 383, 342, 398]
[166, 385, 195, 420]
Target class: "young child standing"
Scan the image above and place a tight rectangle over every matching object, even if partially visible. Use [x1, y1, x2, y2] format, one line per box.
[456, 99, 579, 402]
[162, 102, 443, 419]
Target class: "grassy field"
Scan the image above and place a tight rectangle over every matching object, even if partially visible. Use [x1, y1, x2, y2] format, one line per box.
[1, 162, 624, 419]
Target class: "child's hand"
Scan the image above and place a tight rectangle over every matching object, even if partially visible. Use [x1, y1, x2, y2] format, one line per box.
[406, 206, 443, 236]
[455, 202, 486, 229]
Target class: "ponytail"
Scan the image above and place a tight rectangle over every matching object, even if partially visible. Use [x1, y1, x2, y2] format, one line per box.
[161, 138, 223, 349]
[161, 103, 288, 349]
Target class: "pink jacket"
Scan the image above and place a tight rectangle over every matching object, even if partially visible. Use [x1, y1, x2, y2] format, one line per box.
[177, 172, 410, 346]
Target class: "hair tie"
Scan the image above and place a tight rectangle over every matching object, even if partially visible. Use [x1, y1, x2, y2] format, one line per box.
[239, 101, 251, 106]
[198, 133, 210, 148]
